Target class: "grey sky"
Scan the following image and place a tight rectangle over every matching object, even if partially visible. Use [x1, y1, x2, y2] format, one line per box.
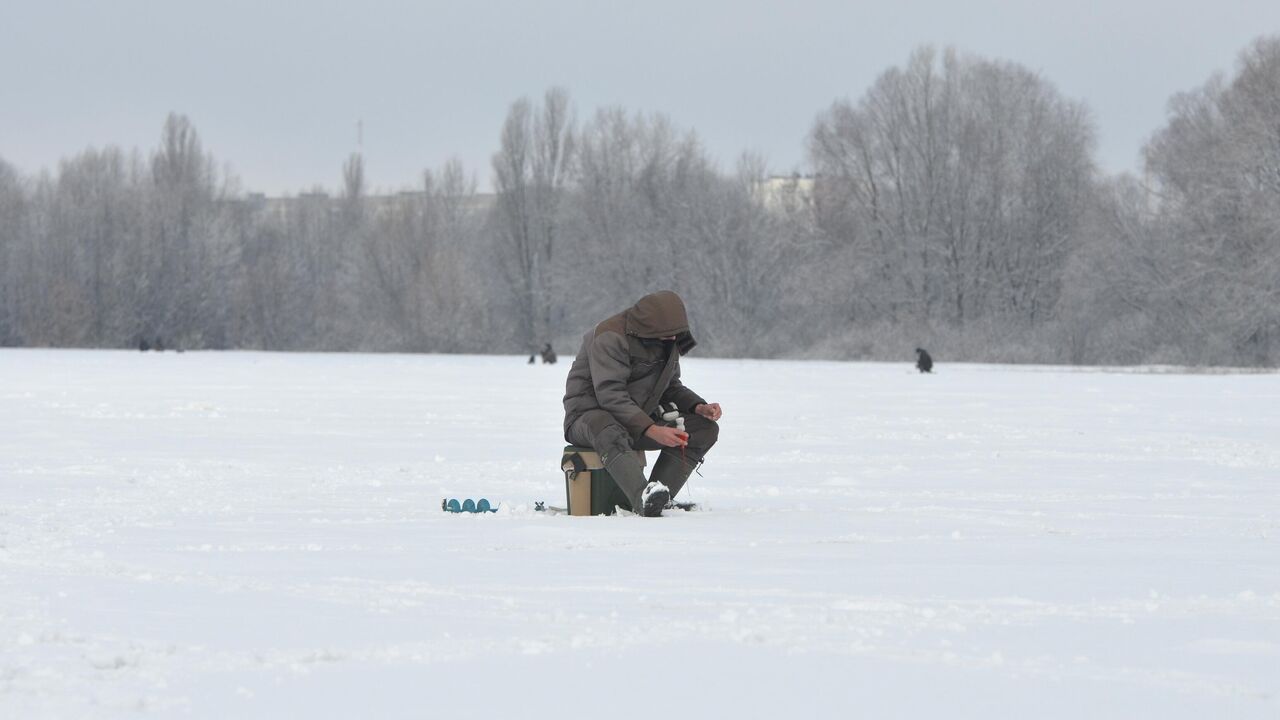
[3, 0, 1278, 195]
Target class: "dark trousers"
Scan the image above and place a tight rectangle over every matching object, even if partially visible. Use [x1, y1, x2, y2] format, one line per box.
[566, 408, 718, 503]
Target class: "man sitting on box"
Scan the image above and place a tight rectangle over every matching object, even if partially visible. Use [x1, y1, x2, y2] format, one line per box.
[562, 290, 722, 517]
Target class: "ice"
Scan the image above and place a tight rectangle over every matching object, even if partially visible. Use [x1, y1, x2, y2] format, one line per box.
[1, 349, 1277, 718]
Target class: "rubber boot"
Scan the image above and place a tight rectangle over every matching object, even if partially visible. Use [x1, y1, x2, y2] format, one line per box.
[638, 481, 670, 517]
[603, 449, 650, 512]
[648, 449, 702, 500]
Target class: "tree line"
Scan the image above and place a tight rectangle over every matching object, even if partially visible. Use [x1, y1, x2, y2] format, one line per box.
[1, 38, 1277, 366]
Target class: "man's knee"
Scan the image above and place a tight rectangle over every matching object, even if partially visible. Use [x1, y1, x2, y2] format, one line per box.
[685, 414, 718, 452]
[593, 422, 635, 464]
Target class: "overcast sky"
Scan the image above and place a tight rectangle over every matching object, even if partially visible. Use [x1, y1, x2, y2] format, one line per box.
[3, 0, 1278, 195]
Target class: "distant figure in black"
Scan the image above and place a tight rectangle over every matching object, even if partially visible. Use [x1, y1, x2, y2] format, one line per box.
[528, 352, 537, 364]
[915, 348, 933, 373]
[540, 343, 557, 364]
[139, 337, 151, 352]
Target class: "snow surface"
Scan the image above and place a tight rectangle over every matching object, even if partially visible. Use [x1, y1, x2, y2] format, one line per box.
[1, 349, 1277, 718]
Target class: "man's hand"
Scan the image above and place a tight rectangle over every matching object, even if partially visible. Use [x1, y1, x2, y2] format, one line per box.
[694, 402, 722, 421]
[645, 424, 689, 448]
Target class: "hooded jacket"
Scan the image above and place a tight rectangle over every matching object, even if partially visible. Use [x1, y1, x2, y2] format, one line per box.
[563, 291, 706, 442]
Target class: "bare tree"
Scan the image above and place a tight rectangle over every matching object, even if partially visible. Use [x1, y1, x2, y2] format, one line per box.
[359, 158, 487, 350]
[144, 113, 234, 348]
[492, 87, 575, 351]
[7, 38, 1276, 367]
[1135, 35, 1280, 364]
[808, 46, 1095, 336]
[0, 158, 26, 345]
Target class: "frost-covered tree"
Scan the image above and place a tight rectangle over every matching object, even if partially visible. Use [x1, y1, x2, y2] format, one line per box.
[570, 108, 698, 303]
[561, 109, 806, 355]
[360, 159, 489, 351]
[1061, 35, 1280, 366]
[53, 148, 147, 345]
[1139, 36, 1280, 364]
[492, 87, 575, 352]
[144, 113, 236, 348]
[0, 158, 26, 345]
[6, 37, 1276, 366]
[808, 46, 1095, 336]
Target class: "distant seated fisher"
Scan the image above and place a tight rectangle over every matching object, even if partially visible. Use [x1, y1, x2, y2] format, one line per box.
[916, 347, 934, 373]
[562, 291, 721, 517]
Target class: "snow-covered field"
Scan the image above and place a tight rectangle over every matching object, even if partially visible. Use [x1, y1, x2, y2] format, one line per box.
[1, 349, 1277, 718]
